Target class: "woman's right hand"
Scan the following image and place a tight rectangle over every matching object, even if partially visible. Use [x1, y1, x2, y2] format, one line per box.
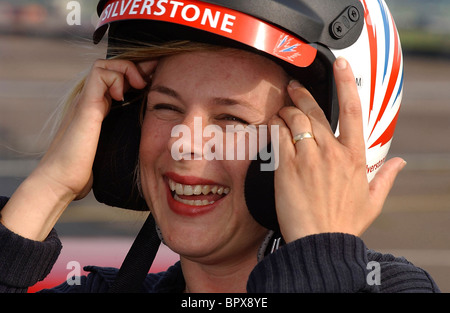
[39, 59, 155, 200]
[0, 59, 156, 241]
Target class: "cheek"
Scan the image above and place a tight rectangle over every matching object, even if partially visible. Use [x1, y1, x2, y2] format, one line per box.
[139, 115, 172, 160]
[223, 158, 251, 207]
[139, 115, 174, 207]
[139, 116, 174, 197]
[225, 159, 266, 235]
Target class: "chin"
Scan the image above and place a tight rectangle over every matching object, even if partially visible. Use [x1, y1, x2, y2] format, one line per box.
[165, 230, 227, 260]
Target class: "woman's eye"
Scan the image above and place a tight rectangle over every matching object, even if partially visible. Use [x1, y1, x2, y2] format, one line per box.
[219, 114, 249, 125]
[148, 103, 182, 113]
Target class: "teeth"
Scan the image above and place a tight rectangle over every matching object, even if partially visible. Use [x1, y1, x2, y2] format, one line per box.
[175, 183, 183, 195]
[201, 185, 210, 195]
[193, 185, 202, 195]
[174, 194, 215, 206]
[183, 185, 194, 196]
[168, 178, 230, 196]
[169, 179, 176, 192]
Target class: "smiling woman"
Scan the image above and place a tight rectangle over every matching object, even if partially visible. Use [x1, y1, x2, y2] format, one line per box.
[0, 0, 441, 294]
[136, 49, 286, 281]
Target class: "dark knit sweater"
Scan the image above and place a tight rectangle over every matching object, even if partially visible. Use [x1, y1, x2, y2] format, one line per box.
[0, 196, 440, 293]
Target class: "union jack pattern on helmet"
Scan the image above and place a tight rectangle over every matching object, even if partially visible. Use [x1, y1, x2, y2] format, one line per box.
[343, 0, 404, 181]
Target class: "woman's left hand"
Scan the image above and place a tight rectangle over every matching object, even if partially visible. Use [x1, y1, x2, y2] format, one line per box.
[270, 57, 406, 243]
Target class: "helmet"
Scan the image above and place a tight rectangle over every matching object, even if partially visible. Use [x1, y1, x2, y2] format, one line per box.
[91, 0, 404, 292]
[92, 0, 403, 223]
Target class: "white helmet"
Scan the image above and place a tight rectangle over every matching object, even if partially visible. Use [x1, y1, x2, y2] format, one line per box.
[92, 0, 404, 291]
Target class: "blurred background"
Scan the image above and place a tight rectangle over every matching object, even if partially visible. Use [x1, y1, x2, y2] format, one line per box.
[1, 0, 449, 292]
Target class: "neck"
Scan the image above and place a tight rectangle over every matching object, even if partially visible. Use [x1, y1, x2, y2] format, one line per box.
[180, 254, 258, 293]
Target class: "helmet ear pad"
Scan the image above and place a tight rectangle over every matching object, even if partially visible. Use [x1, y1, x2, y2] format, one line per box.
[92, 99, 148, 211]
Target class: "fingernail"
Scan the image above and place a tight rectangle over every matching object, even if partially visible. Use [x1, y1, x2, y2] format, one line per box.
[335, 57, 348, 70]
[288, 80, 302, 90]
[400, 159, 407, 170]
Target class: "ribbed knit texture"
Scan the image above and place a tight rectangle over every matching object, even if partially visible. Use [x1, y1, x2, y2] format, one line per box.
[247, 233, 440, 293]
[0, 197, 62, 292]
[247, 233, 372, 293]
[366, 250, 440, 293]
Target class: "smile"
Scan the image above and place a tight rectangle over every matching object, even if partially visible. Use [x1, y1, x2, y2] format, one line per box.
[168, 178, 230, 207]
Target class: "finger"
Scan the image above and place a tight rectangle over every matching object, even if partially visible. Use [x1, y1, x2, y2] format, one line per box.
[333, 57, 365, 151]
[269, 115, 296, 162]
[137, 60, 158, 83]
[94, 59, 148, 90]
[278, 106, 312, 137]
[277, 106, 316, 151]
[93, 67, 127, 102]
[369, 157, 406, 210]
[287, 80, 334, 139]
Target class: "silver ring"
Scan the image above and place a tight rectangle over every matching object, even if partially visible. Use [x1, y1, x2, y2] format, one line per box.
[292, 132, 314, 144]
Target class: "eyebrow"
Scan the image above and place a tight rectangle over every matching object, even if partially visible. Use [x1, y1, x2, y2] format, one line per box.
[149, 85, 255, 110]
[212, 97, 252, 108]
[149, 85, 181, 101]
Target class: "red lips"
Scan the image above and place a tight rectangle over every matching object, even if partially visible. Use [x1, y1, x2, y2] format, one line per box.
[164, 172, 229, 217]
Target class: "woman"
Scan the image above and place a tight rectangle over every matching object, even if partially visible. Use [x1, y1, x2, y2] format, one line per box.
[0, 0, 440, 292]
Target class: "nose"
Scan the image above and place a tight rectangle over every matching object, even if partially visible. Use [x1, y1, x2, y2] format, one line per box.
[168, 114, 206, 161]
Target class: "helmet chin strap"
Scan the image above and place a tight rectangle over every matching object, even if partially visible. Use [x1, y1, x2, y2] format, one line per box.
[108, 213, 161, 293]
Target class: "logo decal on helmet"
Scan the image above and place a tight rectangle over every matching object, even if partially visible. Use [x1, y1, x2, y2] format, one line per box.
[273, 34, 302, 64]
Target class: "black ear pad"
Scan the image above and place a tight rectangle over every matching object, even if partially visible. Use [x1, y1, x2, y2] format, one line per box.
[92, 100, 148, 211]
[244, 144, 279, 232]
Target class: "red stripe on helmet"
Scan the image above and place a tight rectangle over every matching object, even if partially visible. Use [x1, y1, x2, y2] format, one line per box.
[369, 108, 399, 148]
[369, 13, 402, 139]
[362, 0, 378, 123]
